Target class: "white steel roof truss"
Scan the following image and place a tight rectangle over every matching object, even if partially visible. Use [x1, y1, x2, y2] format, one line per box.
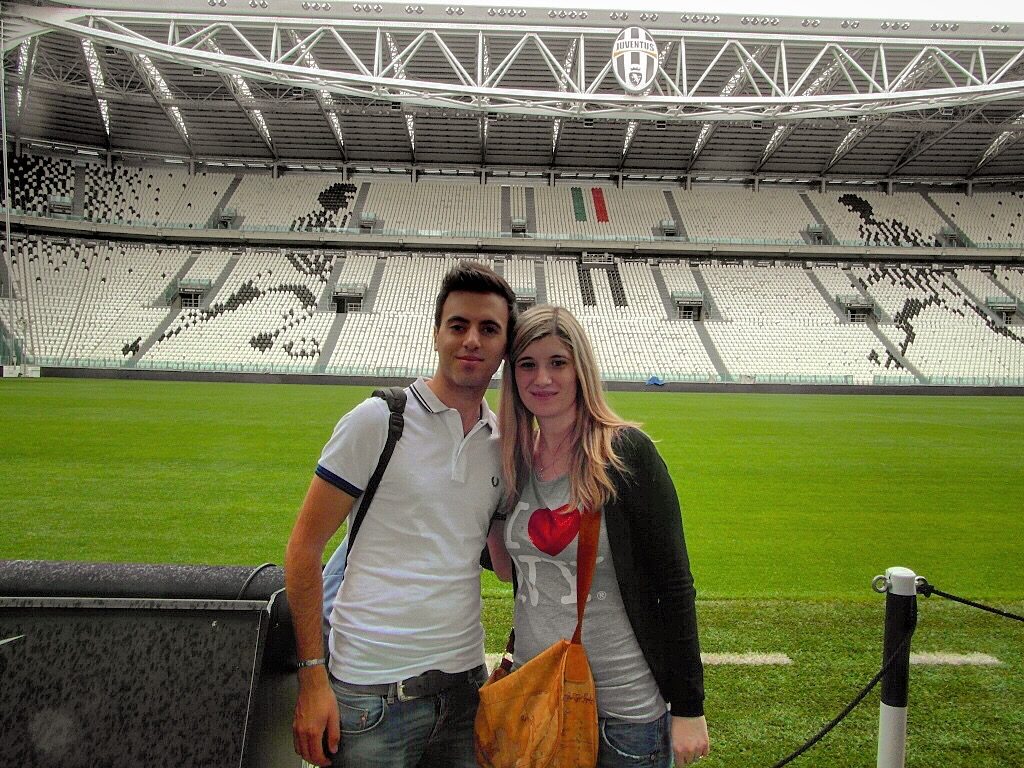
[888, 104, 988, 176]
[483, 35, 533, 90]
[621, 46, 676, 166]
[122, 48, 193, 152]
[380, 31, 416, 156]
[479, 32, 489, 164]
[732, 41, 784, 98]
[5, 7, 1024, 124]
[758, 59, 846, 170]
[691, 45, 770, 167]
[551, 36, 579, 161]
[429, 31, 475, 88]
[202, 37, 276, 157]
[826, 55, 946, 172]
[933, 48, 983, 88]
[13, 39, 37, 131]
[975, 110, 1024, 172]
[380, 29, 425, 80]
[290, 29, 345, 159]
[81, 38, 111, 137]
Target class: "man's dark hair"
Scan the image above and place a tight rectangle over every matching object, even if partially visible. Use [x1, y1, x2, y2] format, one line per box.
[434, 260, 518, 345]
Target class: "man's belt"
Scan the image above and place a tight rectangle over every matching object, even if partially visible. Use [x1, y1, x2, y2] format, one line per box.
[336, 665, 485, 702]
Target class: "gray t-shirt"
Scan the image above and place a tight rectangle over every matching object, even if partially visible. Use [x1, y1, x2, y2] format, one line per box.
[506, 472, 667, 722]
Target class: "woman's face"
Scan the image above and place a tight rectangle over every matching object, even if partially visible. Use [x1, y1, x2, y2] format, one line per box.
[513, 334, 578, 422]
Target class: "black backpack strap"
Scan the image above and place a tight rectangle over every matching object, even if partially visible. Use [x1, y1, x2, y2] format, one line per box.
[345, 387, 407, 560]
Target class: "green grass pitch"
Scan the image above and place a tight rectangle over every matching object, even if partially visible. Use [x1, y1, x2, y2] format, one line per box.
[2, 378, 1022, 766]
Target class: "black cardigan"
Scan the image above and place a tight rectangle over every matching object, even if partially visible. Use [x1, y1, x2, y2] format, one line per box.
[603, 427, 705, 718]
[484, 427, 706, 717]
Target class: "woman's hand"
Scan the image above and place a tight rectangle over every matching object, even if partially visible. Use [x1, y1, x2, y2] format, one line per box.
[671, 715, 709, 764]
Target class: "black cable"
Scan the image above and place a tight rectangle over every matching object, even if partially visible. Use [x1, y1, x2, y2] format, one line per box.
[770, 602, 917, 768]
[916, 580, 1024, 623]
[236, 562, 276, 600]
[774, 581, 1021, 767]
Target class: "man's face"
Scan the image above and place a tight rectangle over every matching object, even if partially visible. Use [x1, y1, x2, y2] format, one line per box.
[433, 290, 510, 394]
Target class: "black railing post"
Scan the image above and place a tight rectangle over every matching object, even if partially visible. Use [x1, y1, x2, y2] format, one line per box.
[875, 566, 917, 768]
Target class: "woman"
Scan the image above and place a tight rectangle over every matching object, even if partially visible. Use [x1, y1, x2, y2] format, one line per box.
[487, 305, 710, 767]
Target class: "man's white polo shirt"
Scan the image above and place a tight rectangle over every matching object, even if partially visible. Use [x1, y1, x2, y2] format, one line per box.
[315, 377, 503, 683]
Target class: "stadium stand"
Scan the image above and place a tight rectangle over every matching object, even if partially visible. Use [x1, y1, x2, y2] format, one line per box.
[544, 257, 588, 313]
[3, 157, 360, 232]
[540, 257, 716, 380]
[359, 182, 501, 237]
[503, 255, 537, 298]
[335, 251, 378, 289]
[181, 249, 234, 284]
[143, 249, 335, 371]
[696, 261, 912, 383]
[811, 264, 866, 312]
[4, 152, 1023, 386]
[931, 191, 1024, 247]
[815, 191, 945, 247]
[229, 174, 357, 231]
[532, 184, 672, 241]
[3, 231, 1022, 383]
[852, 264, 1024, 381]
[0, 236, 187, 365]
[671, 188, 812, 244]
[955, 266, 1015, 306]
[2, 154, 75, 216]
[994, 266, 1024, 299]
[83, 166, 229, 229]
[5, 155, 1022, 252]
[706, 320, 906, 383]
[323, 253, 497, 377]
[660, 262, 703, 296]
[587, 315, 720, 382]
[700, 261, 830, 324]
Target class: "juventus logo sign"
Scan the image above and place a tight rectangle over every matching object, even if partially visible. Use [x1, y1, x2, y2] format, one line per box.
[612, 27, 659, 93]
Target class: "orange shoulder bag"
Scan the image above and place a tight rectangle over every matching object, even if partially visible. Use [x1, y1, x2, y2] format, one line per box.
[474, 508, 600, 768]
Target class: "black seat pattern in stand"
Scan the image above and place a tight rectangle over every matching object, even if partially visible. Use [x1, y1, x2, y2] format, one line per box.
[140, 251, 336, 361]
[839, 194, 941, 247]
[291, 183, 358, 231]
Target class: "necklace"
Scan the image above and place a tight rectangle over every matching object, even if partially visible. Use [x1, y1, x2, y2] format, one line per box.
[535, 429, 572, 476]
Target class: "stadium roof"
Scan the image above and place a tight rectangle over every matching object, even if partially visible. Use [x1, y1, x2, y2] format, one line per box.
[3, 1, 1024, 184]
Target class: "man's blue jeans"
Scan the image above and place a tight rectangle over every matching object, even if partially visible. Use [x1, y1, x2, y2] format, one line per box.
[329, 669, 487, 768]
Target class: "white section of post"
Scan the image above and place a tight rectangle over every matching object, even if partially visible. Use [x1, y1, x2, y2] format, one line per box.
[878, 704, 908, 768]
[877, 566, 917, 768]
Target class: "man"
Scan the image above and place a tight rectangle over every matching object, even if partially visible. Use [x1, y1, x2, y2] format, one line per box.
[285, 261, 516, 768]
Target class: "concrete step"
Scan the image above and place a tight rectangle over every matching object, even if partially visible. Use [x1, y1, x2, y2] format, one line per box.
[206, 175, 243, 229]
[806, 269, 848, 322]
[314, 312, 348, 373]
[649, 264, 677, 319]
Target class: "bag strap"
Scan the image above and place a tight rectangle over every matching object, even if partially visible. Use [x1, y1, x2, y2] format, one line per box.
[570, 508, 600, 645]
[495, 629, 516, 675]
[344, 386, 407, 569]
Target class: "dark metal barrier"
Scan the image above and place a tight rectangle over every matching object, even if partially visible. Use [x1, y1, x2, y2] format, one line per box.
[0, 560, 300, 768]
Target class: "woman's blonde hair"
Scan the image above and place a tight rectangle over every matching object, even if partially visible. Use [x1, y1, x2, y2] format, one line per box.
[499, 305, 638, 514]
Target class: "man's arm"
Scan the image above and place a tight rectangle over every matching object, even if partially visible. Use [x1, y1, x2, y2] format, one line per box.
[485, 518, 513, 582]
[285, 475, 356, 767]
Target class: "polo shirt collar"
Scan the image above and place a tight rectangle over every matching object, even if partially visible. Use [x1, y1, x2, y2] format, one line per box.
[480, 396, 498, 432]
[411, 377, 497, 432]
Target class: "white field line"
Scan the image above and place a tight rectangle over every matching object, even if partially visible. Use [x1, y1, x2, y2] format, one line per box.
[486, 651, 1003, 671]
[485, 651, 793, 671]
[701, 652, 792, 665]
[910, 652, 1003, 666]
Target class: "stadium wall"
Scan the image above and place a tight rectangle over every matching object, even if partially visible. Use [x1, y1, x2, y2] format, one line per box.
[40, 365, 1024, 397]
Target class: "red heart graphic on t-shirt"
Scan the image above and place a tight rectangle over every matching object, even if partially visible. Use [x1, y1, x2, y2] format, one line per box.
[528, 504, 581, 556]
